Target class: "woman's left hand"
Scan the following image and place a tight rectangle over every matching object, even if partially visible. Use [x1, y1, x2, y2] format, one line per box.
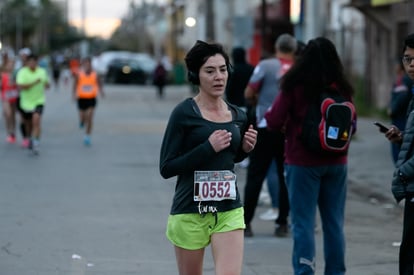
[242, 125, 257, 153]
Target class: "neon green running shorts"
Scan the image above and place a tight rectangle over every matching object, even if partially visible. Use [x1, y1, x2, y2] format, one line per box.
[166, 207, 245, 250]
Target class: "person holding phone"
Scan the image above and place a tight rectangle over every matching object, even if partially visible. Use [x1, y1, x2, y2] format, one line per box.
[388, 60, 413, 164]
[384, 33, 414, 275]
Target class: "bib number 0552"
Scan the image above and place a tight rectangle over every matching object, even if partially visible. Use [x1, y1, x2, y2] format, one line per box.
[194, 170, 237, 201]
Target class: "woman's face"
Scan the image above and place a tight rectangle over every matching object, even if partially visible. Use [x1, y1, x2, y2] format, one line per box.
[198, 54, 228, 97]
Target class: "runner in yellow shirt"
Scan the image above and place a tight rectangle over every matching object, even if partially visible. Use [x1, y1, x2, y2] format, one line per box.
[16, 54, 50, 155]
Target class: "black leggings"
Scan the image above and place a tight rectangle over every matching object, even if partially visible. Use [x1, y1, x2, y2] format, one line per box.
[400, 195, 414, 275]
[243, 128, 289, 226]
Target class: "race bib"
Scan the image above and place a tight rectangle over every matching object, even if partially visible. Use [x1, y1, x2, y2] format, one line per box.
[81, 84, 93, 92]
[5, 90, 18, 99]
[194, 170, 237, 201]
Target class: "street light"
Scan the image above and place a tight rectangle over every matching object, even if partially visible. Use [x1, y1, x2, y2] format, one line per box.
[185, 17, 196, 28]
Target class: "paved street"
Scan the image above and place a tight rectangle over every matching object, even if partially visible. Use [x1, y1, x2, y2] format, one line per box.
[0, 83, 405, 274]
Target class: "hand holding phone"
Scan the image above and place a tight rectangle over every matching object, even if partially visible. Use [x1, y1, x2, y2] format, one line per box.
[374, 122, 390, 133]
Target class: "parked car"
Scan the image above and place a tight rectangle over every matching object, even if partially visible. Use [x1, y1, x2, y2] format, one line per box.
[94, 51, 157, 85]
[130, 53, 157, 75]
[92, 51, 131, 77]
[105, 58, 148, 84]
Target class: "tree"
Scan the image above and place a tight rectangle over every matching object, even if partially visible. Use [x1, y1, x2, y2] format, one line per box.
[108, 1, 160, 53]
[1, 0, 38, 49]
[35, 0, 85, 52]
[0, 0, 84, 52]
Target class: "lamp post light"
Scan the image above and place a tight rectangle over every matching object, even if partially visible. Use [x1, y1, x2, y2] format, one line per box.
[185, 16, 196, 28]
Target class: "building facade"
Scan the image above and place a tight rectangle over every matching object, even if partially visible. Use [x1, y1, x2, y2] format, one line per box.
[166, 0, 414, 109]
[349, 0, 414, 108]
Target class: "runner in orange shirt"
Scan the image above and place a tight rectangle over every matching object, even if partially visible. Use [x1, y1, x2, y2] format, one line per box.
[69, 57, 80, 77]
[73, 57, 104, 146]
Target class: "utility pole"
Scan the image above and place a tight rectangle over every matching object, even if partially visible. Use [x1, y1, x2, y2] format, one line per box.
[0, 7, 2, 49]
[80, 0, 88, 58]
[15, 12, 22, 51]
[81, 0, 86, 34]
[261, 0, 267, 57]
[206, 0, 215, 41]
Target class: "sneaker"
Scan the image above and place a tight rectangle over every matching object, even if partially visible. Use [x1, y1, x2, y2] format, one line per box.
[21, 138, 30, 148]
[244, 224, 254, 237]
[259, 208, 279, 221]
[238, 158, 250, 168]
[275, 224, 289, 238]
[32, 145, 39, 155]
[83, 136, 91, 146]
[258, 190, 271, 206]
[6, 135, 16, 144]
[79, 121, 84, 129]
[31, 139, 40, 155]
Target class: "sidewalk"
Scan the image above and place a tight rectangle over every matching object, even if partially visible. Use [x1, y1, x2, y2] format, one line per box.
[348, 117, 396, 203]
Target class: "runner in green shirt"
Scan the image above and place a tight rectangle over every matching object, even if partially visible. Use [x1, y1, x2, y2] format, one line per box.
[16, 54, 50, 154]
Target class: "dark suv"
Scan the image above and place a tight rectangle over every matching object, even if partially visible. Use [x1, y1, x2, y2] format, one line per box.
[105, 58, 148, 84]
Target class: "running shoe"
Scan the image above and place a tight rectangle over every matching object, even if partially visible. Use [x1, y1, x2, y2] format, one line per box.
[274, 224, 290, 238]
[31, 139, 40, 155]
[6, 135, 16, 144]
[30, 139, 40, 155]
[21, 138, 30, 148]
[238, 157, 250, 168]
[259, 208, 279, 221]
[244, 224, 254, 237]
[32, 146, 39, 155]
[83, 136, 91, 146]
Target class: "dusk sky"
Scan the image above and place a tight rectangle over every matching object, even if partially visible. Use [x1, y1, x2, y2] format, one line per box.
[68, 0, 166, 38]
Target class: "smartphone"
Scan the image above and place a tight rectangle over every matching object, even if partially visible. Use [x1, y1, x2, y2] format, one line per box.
[373, 121, 389, 133]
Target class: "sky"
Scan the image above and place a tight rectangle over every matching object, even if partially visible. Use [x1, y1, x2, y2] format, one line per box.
[68, 0, 165, 38]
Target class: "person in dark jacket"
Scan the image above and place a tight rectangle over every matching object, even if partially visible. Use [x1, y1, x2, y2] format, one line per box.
[389, 60, 413, 164]
[243, 34, 297, 238]
[153, 61, 168, 98]
[384, 32, 414, 275]
[225, 47, 254, 110]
